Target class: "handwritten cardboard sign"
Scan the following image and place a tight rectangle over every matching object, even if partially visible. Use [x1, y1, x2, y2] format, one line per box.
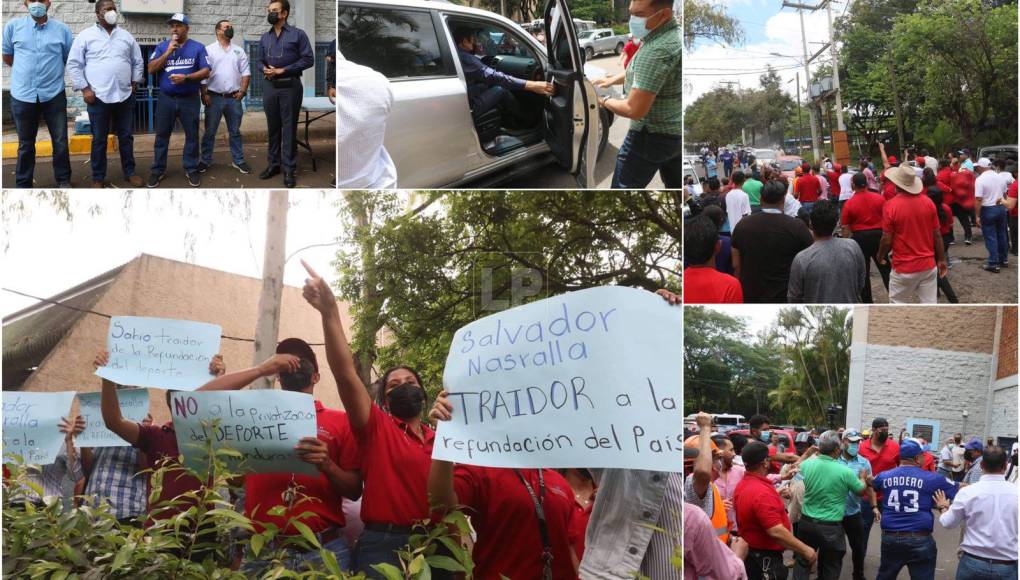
[96, 316, 222, 390]
[434, 286, 681, 471]
[169, 390, 319, 477]
[77, 389, 150, 448]
[2, 391, 76, 465]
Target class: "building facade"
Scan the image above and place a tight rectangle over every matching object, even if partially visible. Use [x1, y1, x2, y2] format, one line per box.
[845, 306, 1018, 449]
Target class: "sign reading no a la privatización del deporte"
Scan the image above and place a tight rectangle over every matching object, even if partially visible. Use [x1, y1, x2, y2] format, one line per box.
[433, 286, 681, 471]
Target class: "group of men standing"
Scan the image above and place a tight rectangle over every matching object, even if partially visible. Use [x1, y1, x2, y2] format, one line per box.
[2, 0, 314, 188]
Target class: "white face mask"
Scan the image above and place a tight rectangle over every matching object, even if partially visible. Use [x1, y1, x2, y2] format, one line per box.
[103, 9, 118, 26]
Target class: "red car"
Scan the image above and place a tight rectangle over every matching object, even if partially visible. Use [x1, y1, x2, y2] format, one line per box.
[731, 429, 797, 453]
[776, 156, 805, 180]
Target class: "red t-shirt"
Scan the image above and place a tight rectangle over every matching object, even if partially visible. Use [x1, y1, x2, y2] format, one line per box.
[881, 172, 899, 201]
[136, 423, 204, 524]
[937, 167, 956, 205]
[245, 401, 362, 534]
[882, 193, 940, 273]
[683, 266, 743, 304]
[798, 174, 823, 203]
[827, 171, 841, 197]
[622, 40, 640, 68]
[921, 452, 936, 472]
[567, 496, 594, 561]
[841, 190, 885, 232]
[939, 203, 954, 236]
[453, 466, 576, 580]
[1008, 180, 1018, 217]
[857, 438, 900, 499]
[733, 471, 791, 551]
[951, 170, 976, 209]
[355, 404, 435, 526]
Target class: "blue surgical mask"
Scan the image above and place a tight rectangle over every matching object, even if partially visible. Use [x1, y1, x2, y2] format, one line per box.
[629, 15, 650, 40]
[847, 443, 859, 457]
[27, 2, 46, 18]
[760, 430, 771, 443]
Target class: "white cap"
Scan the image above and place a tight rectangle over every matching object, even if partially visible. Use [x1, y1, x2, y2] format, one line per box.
[975, 157, 993, 168]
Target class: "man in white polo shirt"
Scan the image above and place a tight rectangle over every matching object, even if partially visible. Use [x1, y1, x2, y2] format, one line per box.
[974, 157, 1009, 272]
[199, 19, 252, 175]
[337, 50, 397, 189]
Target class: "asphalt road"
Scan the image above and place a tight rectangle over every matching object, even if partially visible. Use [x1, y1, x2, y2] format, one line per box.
[840, 520, 961, 579]
[500, 54, 672, 189]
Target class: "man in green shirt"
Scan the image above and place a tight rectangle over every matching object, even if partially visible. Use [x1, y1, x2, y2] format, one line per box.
[794, 431, 869, 580]
[744, 175, 764, 211]
[594, 0, 680, 189]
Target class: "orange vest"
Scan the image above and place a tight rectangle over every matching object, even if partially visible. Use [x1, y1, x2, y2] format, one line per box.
[710, 483, 730, 544]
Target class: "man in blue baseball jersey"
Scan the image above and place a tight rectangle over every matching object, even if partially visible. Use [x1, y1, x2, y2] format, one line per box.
[873, 439, 959, 580]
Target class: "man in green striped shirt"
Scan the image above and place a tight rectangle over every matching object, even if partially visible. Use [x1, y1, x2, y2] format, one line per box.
[595, 0, 681, 189]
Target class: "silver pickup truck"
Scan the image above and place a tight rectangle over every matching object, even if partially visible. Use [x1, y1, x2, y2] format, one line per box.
[577, 28, 627, 60]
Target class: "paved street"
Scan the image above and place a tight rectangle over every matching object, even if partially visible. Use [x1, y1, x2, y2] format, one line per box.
[840, 522, 961, 579]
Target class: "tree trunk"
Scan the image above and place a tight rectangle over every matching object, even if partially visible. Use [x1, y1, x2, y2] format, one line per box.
[250, 191, 289, 389]
[344, 192, 383, 389]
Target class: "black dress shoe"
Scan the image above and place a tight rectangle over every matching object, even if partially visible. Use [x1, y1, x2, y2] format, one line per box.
[284, 170, 296, 188]
[259, 166, 281, 180]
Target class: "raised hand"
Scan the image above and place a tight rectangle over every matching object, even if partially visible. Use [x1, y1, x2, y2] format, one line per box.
[209, 353, 226, 377]
[300, 259, 337, 313]
[258, 353, 301, 376]
[93, 349, 109, 370]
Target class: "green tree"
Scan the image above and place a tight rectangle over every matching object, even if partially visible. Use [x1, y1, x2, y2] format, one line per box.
[683, 0, 744, 49]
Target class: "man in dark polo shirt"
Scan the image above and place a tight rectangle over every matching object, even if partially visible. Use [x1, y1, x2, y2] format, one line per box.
[734, 441, 817, 579]
[259, 0, 314, 188]
[731, 179, 814, 303]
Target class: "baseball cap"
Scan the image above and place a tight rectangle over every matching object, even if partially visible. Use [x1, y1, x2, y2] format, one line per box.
[964, 437, 984, 451]
[975, 158, 992, 168]
[843, 428, 863, 442]
[276, 337, 318, 372]
[888, 155, 899, 165]
[900, 439, 923, 459]
[167, 13, 189, 25]
[801, 162, 811, 172]
[959, 148, 971, 155]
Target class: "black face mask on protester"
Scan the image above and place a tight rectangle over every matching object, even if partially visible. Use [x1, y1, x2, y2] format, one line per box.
[876, 430, 889, 443]
[387, 383, 425, 420]
[279, 359, 315, 392]
[267, 12, 280, 25]
[223, 26, 234, 39]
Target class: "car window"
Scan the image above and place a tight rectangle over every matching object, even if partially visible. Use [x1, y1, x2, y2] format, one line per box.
[449, 19, 537, 60]
[338, 5, 454, 79]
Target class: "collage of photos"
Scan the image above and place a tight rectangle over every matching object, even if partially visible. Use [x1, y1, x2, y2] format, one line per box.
[0, 0, 1017, 579]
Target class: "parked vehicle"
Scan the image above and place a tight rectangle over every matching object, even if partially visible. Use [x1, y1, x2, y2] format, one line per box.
[977, 144, 1018, 170]
[776, 155, 805, 179]
[339, 0, 616, 188]
[577, 28, 627, 60]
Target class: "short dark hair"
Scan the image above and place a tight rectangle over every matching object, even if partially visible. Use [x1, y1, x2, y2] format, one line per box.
[939, 158, 950, 169]
[705, 176, 720, 191]
[684, 215, 719, 265]
[761, 179, 786, 204]
[840, 164, 848, 174]
[812, 164, 821, 174]
[453, 27, 478, 45]
[215, 19, 230, 31]
[809, 199, 839, 236]
[994, 158, 1007, 170]
[922, 167, 936, 187]
[731, 171, 746, 185]
[983, 446, 1007, 472]
[729, 432, 749, 454]
[852, 172, 867, 189]
[749, 414, 769, 430]
[269, 0, 290, 14]
[702, 204, 725, 229]
[650, 0, 674, 7]
[96, 0, 115, 14]
[872, 417, 889, 429]
[376, 365, 424, 405]
[742, 441, 770, 469]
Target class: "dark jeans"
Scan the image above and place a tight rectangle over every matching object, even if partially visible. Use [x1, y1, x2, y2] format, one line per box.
[860, 497, 876, 537]
[263, 80, 303, 172]
[86, 94, 137, 182]
[951, 203, 973, 240]
[957, 552, 1019, 580]
[1008, 214, 1018, 255]
[746, 548, 788, 580]
[10, 92, 71, 187]
[468, 84, 528, 125]
[938, 233, 960, 303]
[242, 535, 351, 575]
[851, 228, 891, 303]
[611, 128, 682, 189]
[201, 93, 245, 165]
[842, 512, 867, 580]
[876, 533, 936, 580]
[354, 529, 409, 579]
[793, 517, 845, 580]
[980, 205, 1009, 266]
[151, 92, 201, 175]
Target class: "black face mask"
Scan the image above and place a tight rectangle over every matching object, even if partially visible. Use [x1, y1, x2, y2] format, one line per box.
[955, 437, 962, 444]
[267, 12, 280, 25]
[876, 430, 889, 443]
[279, 359, 315, 392]
[386, 383, 425, 420]
[223, 27, 234, 39]
[963, 450, 973, 462]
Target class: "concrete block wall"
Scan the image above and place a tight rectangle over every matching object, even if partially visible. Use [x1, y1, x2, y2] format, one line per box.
[866, 306, 997, 354]
[998, 306, 1017, 380]
[990, 385, 1018, 440]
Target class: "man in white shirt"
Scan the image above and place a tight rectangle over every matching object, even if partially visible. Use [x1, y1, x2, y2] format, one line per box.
[337, 50, 397, 189]
[935, 446, 1018, 578]
[199, 19, 252, 175]
[838, 168, 854, 209]
[974, 157, 1010, 272]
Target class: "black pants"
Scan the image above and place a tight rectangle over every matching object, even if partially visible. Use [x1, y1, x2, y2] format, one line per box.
[1008, 214, 1018, 255]
[842, 512, 867, 580]
[793, 517, 846, 580]
[951, 203, 973, 240]
[937, 233, 959, 303]
[263, 80, 303, 172]
[851, 228, 891, 303]
[468, 84, 529, 126]
[746, 548, 788, 580]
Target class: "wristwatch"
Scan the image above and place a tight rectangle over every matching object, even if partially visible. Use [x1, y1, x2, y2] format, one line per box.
[600, 95, 611, 106]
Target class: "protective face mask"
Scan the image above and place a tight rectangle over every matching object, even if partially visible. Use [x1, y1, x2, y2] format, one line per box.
[876, 430, 889, 443]
[759, 430, 771, 443]
[223, 27, 234, 39]
[267, 12, 280, 25]
[27, 2, 47, 18]
[847, 443, 859, 457]
[103, 9, 118, 26]
[628, 15, 650, 40]
[386, 383, 425, 420]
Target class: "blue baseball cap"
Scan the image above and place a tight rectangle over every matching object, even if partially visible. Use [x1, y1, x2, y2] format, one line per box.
[167, 13, 189, 25]
[900, 439, 923, 459]
[964, 437, 984, 451]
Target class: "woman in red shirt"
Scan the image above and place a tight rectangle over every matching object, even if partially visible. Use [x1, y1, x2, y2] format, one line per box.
[620, 36, 640, 68]
[925, 169, 959, 303]
[950, 167, 976, 244]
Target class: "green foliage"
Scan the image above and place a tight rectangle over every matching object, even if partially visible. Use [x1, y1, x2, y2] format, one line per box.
[568, 0, 616, 25]
[683, 0, 744, 49]
[684, 69, 795, 150]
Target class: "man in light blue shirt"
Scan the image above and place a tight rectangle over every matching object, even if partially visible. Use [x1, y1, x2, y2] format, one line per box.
[2, 0, 72, 188]
[837, 429, 876, 580]
[66, 0, 144, 188]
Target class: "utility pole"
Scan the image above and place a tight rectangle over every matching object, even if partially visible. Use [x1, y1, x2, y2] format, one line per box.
[794, 72, 804, 154]
[251, 191, 289, 390]
[797, 8, 821, 160]
[825, 0, 845, 131]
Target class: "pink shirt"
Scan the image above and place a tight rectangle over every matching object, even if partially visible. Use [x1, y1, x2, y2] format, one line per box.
[713, 464, 745, 531]
[684, 502, 748, 580]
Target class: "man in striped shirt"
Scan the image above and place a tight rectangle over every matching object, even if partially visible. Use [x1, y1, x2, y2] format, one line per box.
[81, 417, 151, 525]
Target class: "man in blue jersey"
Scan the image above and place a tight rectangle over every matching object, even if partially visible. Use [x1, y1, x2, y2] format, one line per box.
[872, 439, 959, 580]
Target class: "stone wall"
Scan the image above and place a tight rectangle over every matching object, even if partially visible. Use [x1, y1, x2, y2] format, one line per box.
[990, 385, 1018, 440]
[865, 306, 997, 354]
[998, 306, 1018, 380]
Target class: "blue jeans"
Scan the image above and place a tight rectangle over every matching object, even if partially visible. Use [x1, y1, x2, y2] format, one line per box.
[241, 534, 351, 575]
[876, 533, 936, 580]
[86, 94, 137, 182]
[957, 552, 1019, 580]
[201, 93, 245, 165]
[980, 205, 1009, 266]
[151, 92, 201, 175]
[354, 529, 410, 579]
[611, 128, 682, 189]
[10, 92, 71, 187]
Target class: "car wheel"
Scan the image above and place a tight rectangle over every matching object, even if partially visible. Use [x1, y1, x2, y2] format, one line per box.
[615, 42, 624, 55]
[597, 108, 612, 160]
[585, 47, 595, 60]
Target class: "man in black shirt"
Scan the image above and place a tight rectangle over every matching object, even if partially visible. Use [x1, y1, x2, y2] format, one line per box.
[731, 179, 813, 302]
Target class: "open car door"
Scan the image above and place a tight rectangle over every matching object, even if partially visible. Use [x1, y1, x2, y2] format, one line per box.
[542, 0, 599, 188]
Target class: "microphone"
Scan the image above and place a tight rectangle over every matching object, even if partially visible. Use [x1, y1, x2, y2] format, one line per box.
[171, 33, 179, 58]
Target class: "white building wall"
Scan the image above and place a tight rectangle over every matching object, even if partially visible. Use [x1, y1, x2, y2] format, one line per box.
[990, 382, 1019, 441]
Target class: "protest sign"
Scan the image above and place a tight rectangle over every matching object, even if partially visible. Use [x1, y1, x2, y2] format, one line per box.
[77, 389, 150, 447]
[96, 316, 222, 390]
[170, 390, 319, 477]
[2, 391, 76, 465]
[433, 286, 681, 471]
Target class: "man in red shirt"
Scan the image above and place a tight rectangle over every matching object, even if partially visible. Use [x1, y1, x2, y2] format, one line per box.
[684, 215, 743, 303]
[797, 162, 823, 210]
[1006, 177, 1018, 257]
[196, 339, 363, 574]
[951, 165, 977, 244]
[877, 164, 948, 303]
[857, 417, 900, 540]
[840, 172, 890, 303]
[734, 440, 817, 579]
